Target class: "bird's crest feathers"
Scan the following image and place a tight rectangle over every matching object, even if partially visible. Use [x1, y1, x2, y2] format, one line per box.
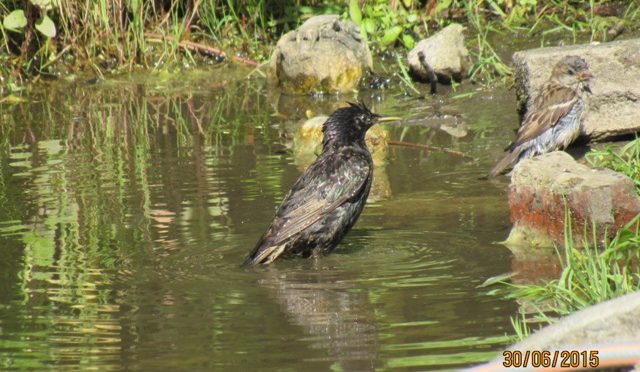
[321, 101, 380, 148]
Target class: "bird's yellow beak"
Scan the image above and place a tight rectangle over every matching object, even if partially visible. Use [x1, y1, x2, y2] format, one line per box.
[577, 70, 593, 81]
[377, 116, 402, 123]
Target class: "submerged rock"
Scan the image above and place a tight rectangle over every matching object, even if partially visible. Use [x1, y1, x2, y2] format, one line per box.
[293, 115, 391, 201]
[407, 23, 471, 84]
[293, 116, 389, 168]
[505, 151, 640, 250]
[513, 38, 640, 141]
[269, 15, 373, 95]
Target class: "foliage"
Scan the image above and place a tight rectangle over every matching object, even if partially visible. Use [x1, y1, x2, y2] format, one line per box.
[586, 138, 640, 194]
[465, 2, 512, 83]
[348, 0, 420, 50]
[1, 0, 639, 87]
[0, 0, 310, 79]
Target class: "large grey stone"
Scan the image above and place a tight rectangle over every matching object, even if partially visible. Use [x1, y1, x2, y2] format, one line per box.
[268, 15, 372, 95]
[513, 38, 640, 141]
[407, 23, 471, 83]
[506, 151, 640, 250]
[510, 292, 640, 350]
[464, 292, 640, 372]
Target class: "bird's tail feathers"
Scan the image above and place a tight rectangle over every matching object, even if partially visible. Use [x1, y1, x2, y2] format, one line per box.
[489, 150, 521, 178]
[245, 243, 286, 266]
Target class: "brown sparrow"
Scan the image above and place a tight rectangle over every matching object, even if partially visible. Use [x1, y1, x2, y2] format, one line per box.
[489, 55, 593, 177]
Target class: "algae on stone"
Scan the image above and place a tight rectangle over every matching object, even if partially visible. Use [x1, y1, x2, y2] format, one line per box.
[269, 15, 372, 95]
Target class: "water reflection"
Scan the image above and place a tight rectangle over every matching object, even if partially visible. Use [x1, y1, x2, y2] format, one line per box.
[0, 67, 523, 370]
[0, 69, 274, 369]
[257, 264, 379, 370]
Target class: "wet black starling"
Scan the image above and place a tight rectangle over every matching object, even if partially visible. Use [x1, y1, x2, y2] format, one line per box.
[489, 55, 593, 177]
[246, 102, 398, 265]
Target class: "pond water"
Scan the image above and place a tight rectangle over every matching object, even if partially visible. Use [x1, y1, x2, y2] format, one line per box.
[0, 65, 522, 371]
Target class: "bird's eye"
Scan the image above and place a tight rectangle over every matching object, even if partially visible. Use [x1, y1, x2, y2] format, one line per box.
[568, 68, 575, 75]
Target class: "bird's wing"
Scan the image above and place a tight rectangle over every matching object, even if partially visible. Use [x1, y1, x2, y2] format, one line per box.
[509, 83, 579, 150]
[247, 148, 372, 264]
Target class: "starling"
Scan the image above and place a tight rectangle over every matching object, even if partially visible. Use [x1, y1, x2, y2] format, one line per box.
[489, 55, 593, 177]
[246, 102, 399, 265]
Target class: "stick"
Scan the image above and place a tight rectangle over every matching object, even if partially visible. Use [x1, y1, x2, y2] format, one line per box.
[418, 51, 437, 95]
[388, 140, 477, 161]
[40, 45, 72, 70]
[144, 33, 260, 67]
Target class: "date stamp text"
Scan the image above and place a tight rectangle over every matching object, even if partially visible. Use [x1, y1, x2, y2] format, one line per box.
[503, 350, 600, 368]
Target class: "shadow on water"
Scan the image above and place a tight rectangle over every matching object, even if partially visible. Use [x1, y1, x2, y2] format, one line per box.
[1, 64, 522, 370]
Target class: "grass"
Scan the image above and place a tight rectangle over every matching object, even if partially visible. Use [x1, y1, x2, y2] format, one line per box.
[465, 1, 513, 83]
[492, 136, 640, 341]
[1, 1, 639, 90]
[586, 137, 640, 193]
[0, 0, 305, 81]
[496, 209, 640, 341]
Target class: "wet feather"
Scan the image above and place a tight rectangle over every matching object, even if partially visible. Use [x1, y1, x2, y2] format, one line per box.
[246, 102, 381, 265]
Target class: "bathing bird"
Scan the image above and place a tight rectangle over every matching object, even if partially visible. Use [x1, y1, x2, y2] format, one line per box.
[489, 55, 593, 177]
[246, 102, 399, 265]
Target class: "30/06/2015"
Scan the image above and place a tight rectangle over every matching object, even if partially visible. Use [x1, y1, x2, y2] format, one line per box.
[503, 350, 599, 368]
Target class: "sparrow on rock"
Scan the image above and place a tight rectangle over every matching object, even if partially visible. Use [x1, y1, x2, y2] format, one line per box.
[489, 55, 593, 177]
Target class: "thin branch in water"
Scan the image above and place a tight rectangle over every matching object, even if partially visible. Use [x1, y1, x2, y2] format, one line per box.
[388, 140, 477, 161]
[39, 45, 73, 71]
[418, 51, 437, 94]
[144, 33, 260, 67]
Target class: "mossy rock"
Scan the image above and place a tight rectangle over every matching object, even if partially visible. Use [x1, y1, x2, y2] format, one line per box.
[269, 15, 373, 95]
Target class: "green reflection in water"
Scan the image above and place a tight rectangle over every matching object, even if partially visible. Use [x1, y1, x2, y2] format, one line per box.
[0, 67, 519, 371]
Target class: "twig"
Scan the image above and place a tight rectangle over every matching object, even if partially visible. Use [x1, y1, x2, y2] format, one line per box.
[184, 0, 203, 36]
[388, 140, 477, 161]
[418, 51, 437, 95]
[40, 44, 72, 70]
[144, 33, 260, 67]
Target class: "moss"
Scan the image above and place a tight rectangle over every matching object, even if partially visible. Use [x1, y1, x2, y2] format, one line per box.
[277, 65, 363, 95]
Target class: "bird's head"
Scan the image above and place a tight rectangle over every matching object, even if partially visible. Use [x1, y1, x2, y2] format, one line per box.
[322, 102, 399, 148]
[551, 55, 593, 93]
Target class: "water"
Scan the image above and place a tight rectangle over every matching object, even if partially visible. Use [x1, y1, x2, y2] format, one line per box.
[0, 66, 521, 371]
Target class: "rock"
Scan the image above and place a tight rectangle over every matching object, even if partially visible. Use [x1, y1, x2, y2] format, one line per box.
[465, 292, 640, 372]
[513, 38, 640, 141]
[293, 115, 391, 201]
[508, 291, 640, 351]
[269, 15, 373, 95]
[505, 151, 640, 250]
[407, 23, 471, 84]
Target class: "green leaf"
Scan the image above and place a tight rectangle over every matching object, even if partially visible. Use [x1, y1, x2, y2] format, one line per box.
[0, 95, 28, 104]
[349, 0, 362, 25]
[363, 18, 376, 34]
[30, 0, 54, 10]
[380, 25, 403, 46]
[35, 15, 56, 38]
[3, 10, 27, 32]
[359, 27, 368, 42]
[401, 33, 415, 49]
[435, 0, 453, 14]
